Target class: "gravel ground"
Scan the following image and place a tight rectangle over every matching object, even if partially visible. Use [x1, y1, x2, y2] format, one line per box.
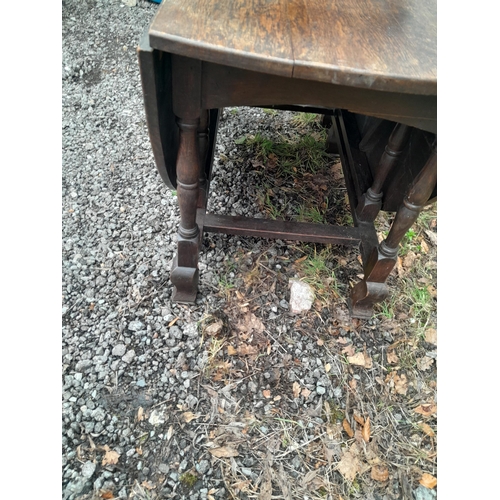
[62, 2, 440, 499]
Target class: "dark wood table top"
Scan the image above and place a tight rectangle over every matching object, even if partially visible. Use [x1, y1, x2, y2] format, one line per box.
[149, 0, 436, 96]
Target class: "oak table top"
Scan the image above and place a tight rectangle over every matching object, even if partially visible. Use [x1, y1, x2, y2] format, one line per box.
[149, 0, 436, 96]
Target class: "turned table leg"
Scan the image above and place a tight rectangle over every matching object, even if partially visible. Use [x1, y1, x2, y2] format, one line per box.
[350, 148, 437, 318]
[356, 123, 411, 222]
[197, 110, 210, 209]
[170, 56, 203, 302]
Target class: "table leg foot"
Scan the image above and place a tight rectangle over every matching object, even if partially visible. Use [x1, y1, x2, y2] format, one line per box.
[349, 280, 389, 319]
[171, 254, 199, 303]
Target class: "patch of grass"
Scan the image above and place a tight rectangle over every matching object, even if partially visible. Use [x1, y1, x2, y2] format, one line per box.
[262, 191, 287, 220]
[291, 112, 318, 128]
[296, 203, 327, 224]
[296, 245, 340, 303]
[376, 298, 395, 319]
[244, 132, 333, 174]
[263, 107, 278, 115]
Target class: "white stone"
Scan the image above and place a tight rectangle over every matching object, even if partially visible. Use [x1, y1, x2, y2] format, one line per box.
[289, 279, 314, 314]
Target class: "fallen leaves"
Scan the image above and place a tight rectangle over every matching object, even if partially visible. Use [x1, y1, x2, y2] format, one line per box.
[371, 465, 389, 482]
[347, 351, 373, 368]
[386, 350, 399, 365]
[420, 472, 437, 488]
[414, 403, 437, 417]
[343, 418, 354, 438]
[182, 412, 201, 423]
[336, 448, 361, 481]
[208, 446, 239, 458]
[419, 422, 435, 437]
[292, 381, 301, 398]
[343, 414, 370, 442]
[425, 328, 437, 345]
[385, 371, 408, 395]
[301, 387, 312, 398]
[362, 417, 371, 443]
[417, 356, 435, 371]
[205, 320, 223, 336]
[262, 389, 271, 398]
[102, 446, 120, 466]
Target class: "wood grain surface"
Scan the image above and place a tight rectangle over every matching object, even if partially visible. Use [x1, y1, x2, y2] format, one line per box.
[149, 0, 436, 94]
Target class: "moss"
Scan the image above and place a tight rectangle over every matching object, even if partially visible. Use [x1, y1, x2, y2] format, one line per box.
[179, 472, 198, 489]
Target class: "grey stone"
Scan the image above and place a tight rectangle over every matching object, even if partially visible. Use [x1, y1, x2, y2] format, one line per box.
[122, 350, 136, 363]
[81, 461, 96, 479]
[92, 407, 106, 421]
[413, 485, 437, 500]
[316, 385, 326, 395]
[75, 360, 92, 371]
[112, 344, 127, 356]
[128, 320, 144, 332]
[196, 459, 210, 474]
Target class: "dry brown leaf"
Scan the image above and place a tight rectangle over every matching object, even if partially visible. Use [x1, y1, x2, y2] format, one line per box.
[324, 363, 331, 373]
[427, 285, 437, 298]
[420, 422, 435, 437]
[371, 465, 389, 482]
[205, 321, 223, 336]
[403, 251, 417, 269]
[295, 255, 308, 264]
[420, 473, 437, 488]
[232, 480, 251, 492]
[182, 412, 201, 423]
[141, 480, 155, 490]
[417, 356, 434, 371]
[420, 239, 429, 253]
[166, 425, 174, 441]
[387, 350, 399, 365]
[227, 345, 237, 356]
[349, 378, 357, 390]
[292, 381, 301, 398]
[168, 317, 179, 327]
[425, 328, 437, 345]
[347, 352, 372, 368]
[425, 229, 437, 245]
[414, 403, 437, 417]
[347, 352, 366, 366]
[100, 491, 114, 499]
[353, 413, 365, 426]
[336, 450, 361, 481]
[262, 389, 271, 398]
[237, 344, 259, 356]
[362, 417, 371, 442]
[137, 406, 144, 422]
[102, 448, 120, 466]
[208, 446, 239, 458]
[301, 387, 312, 398]
[236, 312, 265, 334]
[396, 256, 404, 277]
[317, 338, 324, 346]
[343, 418, 354, 438]
[342, 344, 356, 356]
[395, 373, 408, 395]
